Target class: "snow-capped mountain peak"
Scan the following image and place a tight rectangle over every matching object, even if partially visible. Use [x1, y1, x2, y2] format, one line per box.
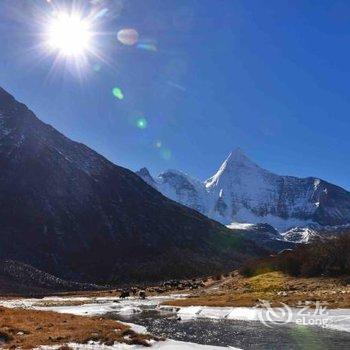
[205, 149, 266, 189]
[226, 147, 255, 165]
[137, 168, 210, 214]
[137, 149, 350, 238]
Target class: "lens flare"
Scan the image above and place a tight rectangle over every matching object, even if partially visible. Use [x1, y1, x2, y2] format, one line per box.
[161, 148, 172, 160]
[93, 8, 109, 20]
[112, 87, 124, 100]
[136, 117, 148, 129]
[117, 28, 139, 46]
[92, 63, 101, 72]
[137, 41, 157, 52]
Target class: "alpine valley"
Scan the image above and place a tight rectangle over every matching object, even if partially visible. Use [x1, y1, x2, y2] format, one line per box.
[137, 149, 350, 244]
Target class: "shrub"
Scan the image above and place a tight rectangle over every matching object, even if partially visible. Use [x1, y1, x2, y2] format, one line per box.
[240, 233, 350, 278]
[239, 258, 276, 277]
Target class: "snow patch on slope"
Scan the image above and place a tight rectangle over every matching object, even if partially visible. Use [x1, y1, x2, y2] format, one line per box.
[282, 227, 321, 243]
[226, 223, 256, 230]
[226, 208, 316, 232]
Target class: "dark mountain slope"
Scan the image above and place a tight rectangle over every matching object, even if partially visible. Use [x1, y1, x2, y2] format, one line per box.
[0, 87, 263, 284]
[0, 260, 102, 296]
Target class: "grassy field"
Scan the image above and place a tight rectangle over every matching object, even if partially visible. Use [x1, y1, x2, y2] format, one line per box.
[163, 271, 350, 308]
[0, 307, 156, 349]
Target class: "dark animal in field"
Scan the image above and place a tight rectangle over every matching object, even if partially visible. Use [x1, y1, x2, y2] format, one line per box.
[119, 291, 130, 299]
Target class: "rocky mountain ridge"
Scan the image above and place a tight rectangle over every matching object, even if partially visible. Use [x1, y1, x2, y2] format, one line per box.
[137, 149, 350, 242]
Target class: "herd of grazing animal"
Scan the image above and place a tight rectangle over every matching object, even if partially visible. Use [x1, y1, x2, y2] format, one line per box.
[118, 279, 205, 299]
[119, 289, 146, 299]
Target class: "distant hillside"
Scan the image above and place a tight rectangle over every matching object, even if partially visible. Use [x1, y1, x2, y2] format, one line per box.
[240, 232, 350, 278]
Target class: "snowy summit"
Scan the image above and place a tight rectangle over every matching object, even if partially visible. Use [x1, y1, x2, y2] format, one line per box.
[137, 149, 350, 236]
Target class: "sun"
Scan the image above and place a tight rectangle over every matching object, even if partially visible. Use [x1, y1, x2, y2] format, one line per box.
[40, 5, 106, 78]
[47, 12, 93, 57]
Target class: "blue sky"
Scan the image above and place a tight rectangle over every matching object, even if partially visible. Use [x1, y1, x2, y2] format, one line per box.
[0, 0, 349, 189]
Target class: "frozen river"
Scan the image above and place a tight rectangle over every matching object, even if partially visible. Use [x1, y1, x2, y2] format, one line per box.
[2, 295, 350, 349]
[112, 308, 350, 350]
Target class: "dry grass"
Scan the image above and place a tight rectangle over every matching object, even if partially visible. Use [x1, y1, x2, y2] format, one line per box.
[164, 271, 350, 308]
[0, 307, 156, 349]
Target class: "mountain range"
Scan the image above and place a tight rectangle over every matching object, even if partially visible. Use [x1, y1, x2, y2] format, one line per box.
[0, 86, 265, 285]
[137, 148, 350, 242]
